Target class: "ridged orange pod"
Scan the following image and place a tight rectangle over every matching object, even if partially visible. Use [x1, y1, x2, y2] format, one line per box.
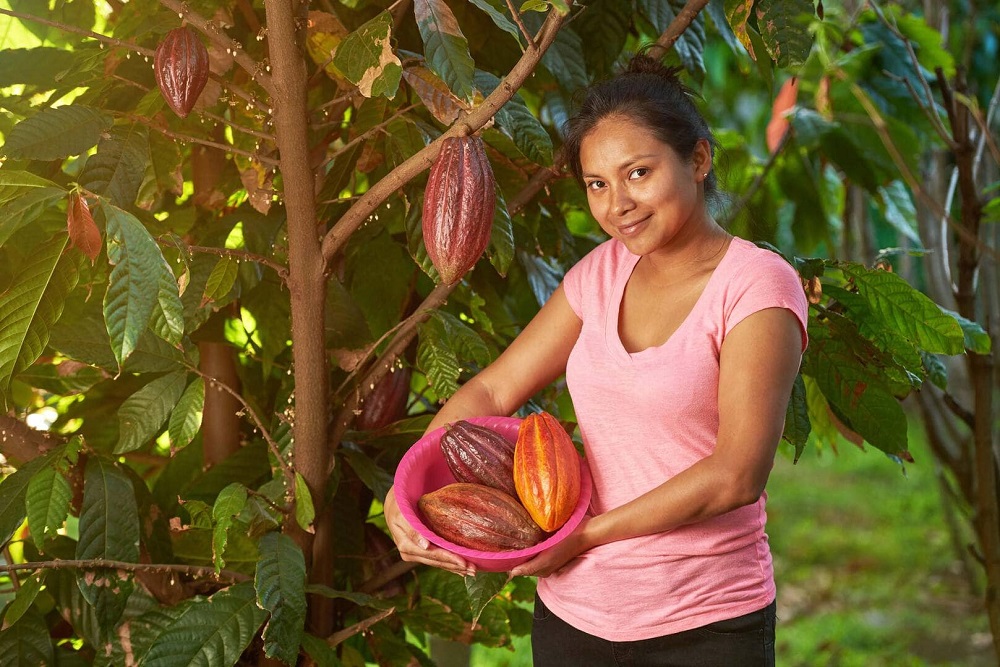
[513, 412, 581, 532]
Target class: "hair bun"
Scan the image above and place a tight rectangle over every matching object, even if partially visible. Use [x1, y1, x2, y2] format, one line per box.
[625, 54, 684, 83]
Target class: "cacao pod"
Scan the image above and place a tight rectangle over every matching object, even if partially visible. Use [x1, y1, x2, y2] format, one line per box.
[357, 366, 412, 431]
[154, 26, 210, 118]
[440, 420, 517, 497]
[419, 483, 545, 551]
[513, 412, 581, 532]
[421, 135, 496, 285]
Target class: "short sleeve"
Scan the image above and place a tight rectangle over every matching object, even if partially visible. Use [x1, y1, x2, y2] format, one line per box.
[723, 252, 809, 352]
[562, 259, 585, 319]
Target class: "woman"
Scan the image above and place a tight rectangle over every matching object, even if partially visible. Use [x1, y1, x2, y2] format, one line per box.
[384, 55, 808, 666]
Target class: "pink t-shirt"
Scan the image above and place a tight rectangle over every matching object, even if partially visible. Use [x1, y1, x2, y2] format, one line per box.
[537, 236, 808, 642]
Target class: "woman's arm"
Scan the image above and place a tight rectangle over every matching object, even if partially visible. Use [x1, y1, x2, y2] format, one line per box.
[384, 285, 583, 575]
[511, 306, 804, 577]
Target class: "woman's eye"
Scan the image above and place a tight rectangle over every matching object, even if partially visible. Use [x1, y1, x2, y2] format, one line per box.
[586, 180, 605, 191]
[629, 168, 648, 179]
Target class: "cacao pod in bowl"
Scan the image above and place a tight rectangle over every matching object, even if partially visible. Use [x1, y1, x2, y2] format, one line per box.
[393, 415, 592, 572]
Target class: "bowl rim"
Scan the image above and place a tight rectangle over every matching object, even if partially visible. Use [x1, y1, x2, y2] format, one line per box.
[393, 415, 592, 562]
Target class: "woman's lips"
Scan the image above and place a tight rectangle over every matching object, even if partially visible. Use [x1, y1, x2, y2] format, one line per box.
[617, 215, 649, 236]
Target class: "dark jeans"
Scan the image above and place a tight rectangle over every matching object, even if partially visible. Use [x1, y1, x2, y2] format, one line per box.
[531, 594, 776, 666]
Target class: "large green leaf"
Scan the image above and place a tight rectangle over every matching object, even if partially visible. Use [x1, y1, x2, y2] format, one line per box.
[941, 309, 992, 355]
[150, 259, 185, 346]
[414, 0, 476, 102]
[755, 0, 815, 68]
[168, 377, 204, 450]
[0, 47, 79, 88]
[468, 0, 522, 45]
[140, 582, 267, 667]
[1, 105, 112, 160]
[332, 11, 402, 98]
[636, 0, 706, 73]
[212, 483, 248, 573]
[476, 72, 553, 166]
[75, 457, 140, 634]
[782, 373, 811, 461]
[255, 532, 307, 665]
[103, 205, 164, 368]
[0, 235, 79, 410]
[0, 608, 54, 667]
[839, 264, 965, 355]
[79, 124, 150, 209]
[2, 571, 45, 628]
[114, 371, 188, 454]
[25, 464, 72, 549]
[488, 188, 515, 277]
[0, 170, 64, 205]
[416, 327, 461, 399]
[0, 456, 50, 549]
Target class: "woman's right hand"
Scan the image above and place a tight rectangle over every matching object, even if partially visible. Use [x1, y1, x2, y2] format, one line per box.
[384, 486, 474, 577]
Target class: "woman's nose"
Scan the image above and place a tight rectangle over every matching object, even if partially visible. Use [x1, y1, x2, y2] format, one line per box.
[612, 188, 635, 216]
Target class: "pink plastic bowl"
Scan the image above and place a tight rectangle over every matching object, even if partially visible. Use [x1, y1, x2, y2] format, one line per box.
[393, 415, 593, 572]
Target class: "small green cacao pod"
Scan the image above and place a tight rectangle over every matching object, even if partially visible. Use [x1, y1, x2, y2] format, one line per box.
[154, 26, 210, 118]
[421, 135, 496, 285]
[440, 420, 517, 497]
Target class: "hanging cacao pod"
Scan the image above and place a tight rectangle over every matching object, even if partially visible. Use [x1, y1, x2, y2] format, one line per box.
[154, 26, 210, 118]
[357, 366, 412, 431]
[440, 420, 517, 497]
[514, 412, 581, 532]
[418, 483, 545, 551]
[421, 135, 496, 285]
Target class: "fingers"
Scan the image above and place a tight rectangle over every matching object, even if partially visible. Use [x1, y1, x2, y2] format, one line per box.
[384, 487, 474, 576]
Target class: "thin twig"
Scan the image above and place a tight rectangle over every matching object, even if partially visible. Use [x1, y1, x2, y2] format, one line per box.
[317, 104, 418, 170]
[0, 559, 251, 583]
[358, 560, 418, 594]
[0, 7, 153, 56]
[183, 363, 295, 487]
[158, 0, 275, 99]
[504, 0, 535, 47]
[327, 607, 396, 647]
[174, 241, 288, 280]
[124, 114, 281, 166]
[247, 488, 292, 515]
[200, 110, 276, 142]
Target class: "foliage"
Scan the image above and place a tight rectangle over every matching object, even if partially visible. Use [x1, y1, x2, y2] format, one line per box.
[0, 0, 993, 665]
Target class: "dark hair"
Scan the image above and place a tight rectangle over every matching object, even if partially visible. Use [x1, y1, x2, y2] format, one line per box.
[562, 54, 719, 201]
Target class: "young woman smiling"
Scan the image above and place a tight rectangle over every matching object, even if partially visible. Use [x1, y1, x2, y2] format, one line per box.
[383, 54, 808, 666]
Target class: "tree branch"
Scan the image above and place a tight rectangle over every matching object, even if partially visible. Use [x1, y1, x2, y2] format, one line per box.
[0, 559, 250, 583]
[159, 0, 275, 99]
[327, 607, 396, 647]
[646, 0, 711, 61]
[167, 240, 288, 281]
[319, 9, 569, 271]
[504, 0, 534, 47]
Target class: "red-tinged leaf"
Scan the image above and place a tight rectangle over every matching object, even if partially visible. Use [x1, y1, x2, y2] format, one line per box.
[766, 77, 798, 153]
[402, 65, 470, 125]
[67, 193, 101, 262]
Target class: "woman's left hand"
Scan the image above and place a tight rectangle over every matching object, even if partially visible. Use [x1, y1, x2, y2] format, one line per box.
[510, 517, 592, 578]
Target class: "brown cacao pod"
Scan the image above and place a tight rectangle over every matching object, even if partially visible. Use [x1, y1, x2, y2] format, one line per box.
[357, 366, 412, 431]
[418, 483, 545, 551]
[513, 412, 581, 532]
[440, 420, 517, 497]
[154, 26, 210, 118]
[421, 135, 496, 285]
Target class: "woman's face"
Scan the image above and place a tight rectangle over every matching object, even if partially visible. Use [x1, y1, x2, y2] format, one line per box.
[578, 115, 711, 257]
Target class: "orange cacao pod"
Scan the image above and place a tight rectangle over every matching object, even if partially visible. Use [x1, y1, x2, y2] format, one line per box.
[418, 483, 544, 551]
[440, 420, 517, 497]
[513, 412, 581, 532]
[357, 366, 412, 431]
[154, 27, 210, 118]
[421, 135, 496, 285]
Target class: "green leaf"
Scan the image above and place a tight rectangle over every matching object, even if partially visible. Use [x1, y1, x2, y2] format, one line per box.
[94, 605, 183, 667]
[1, 105, 112, 160]
[103, 205, 164, 368]
[706, 0, 744, 55]
[0, 48, 78, 88]
[25, 465, 72, 549]
[489, 188, 515, 277]
[340, 445, 394, 502]
[75, 457, 140, 634]
[0, 170, 63, 205]
[0, 457, 50, 548]
[149, 256, 185, 346]
[169, 378, 204, 450]
[755, 0, 815, 68]
[468, 0, 522, 45]
[840, 264, 965, 355]
[540, 24, 589, 92]
[3, 571, 45, 628]
[202, 256, 239, 307]
[941, 309, 992, 355]
[294, 473, 315, 532]
[300, 634, 344, 667]
[476, 72, 553, 165]
[0, 235, 79, 410]
[877, 181, 921, 247]
[782, 373, 811, 462]
[79, 124, 150, 209]
[0, 608, 54, 666]
[430, 311, 492, 367]
[0, 188, 67, 247]
[302, 585, 392, 609]
[255, 532, 307, 665]
[114, 371, 188, 454]
[637, 0, 706, 73]
[212, 483, 248, 573]
[140, 582, 267, 667]
[415, 0, 476, 102]
[465, 571, 510, 626]
[417, 332, 461, 399]
[332, 11, 402, 98]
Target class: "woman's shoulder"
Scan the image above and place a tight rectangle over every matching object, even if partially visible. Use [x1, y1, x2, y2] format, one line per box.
[722, 237, 799, 280]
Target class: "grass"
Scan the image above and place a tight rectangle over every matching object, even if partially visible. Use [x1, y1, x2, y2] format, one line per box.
[469, 428, 995, 666]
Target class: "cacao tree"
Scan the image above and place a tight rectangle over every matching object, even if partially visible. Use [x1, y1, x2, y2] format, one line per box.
[0, 0, 994, 665]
